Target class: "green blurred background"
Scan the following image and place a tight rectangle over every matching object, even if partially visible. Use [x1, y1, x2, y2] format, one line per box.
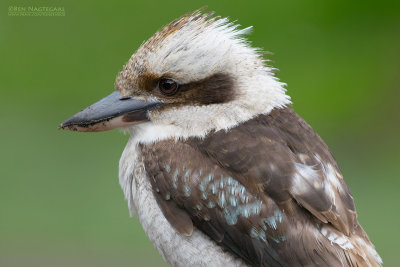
[0, 0, 399, 266]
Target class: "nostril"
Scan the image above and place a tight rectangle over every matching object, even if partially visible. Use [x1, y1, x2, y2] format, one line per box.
[120, 96, 132, 101]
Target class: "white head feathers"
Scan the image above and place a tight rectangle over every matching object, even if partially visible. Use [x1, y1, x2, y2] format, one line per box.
[116, 10, 291, 143]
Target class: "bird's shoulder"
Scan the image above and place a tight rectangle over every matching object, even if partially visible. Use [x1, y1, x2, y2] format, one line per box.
[140, 106, 359, 266]
[191, 106, 358, 235]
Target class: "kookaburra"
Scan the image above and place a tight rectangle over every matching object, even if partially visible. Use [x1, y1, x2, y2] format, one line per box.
[60, 10, 382, 267]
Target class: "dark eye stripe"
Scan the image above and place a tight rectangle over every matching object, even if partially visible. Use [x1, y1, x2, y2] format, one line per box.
[138, 72, 235, 105]
[177, 73, 235, 105]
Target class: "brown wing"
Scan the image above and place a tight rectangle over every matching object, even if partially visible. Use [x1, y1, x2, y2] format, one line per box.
[143, 140, 289, 265]
[193, 107, 358, 236]
[141, 107, 374, 266]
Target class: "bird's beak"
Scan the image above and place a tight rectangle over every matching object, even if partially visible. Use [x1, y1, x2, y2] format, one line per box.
[59, 91, 162, 132]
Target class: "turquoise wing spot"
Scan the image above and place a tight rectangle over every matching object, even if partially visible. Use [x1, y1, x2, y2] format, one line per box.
[172, 169, 179, 189]
[183, 184, 191, 197]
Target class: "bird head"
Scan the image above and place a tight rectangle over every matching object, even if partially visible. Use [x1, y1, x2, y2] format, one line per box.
[60, 10, 290, 142]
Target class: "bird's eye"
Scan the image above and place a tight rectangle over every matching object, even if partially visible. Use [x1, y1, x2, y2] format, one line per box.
[158, 78, 178, 96]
